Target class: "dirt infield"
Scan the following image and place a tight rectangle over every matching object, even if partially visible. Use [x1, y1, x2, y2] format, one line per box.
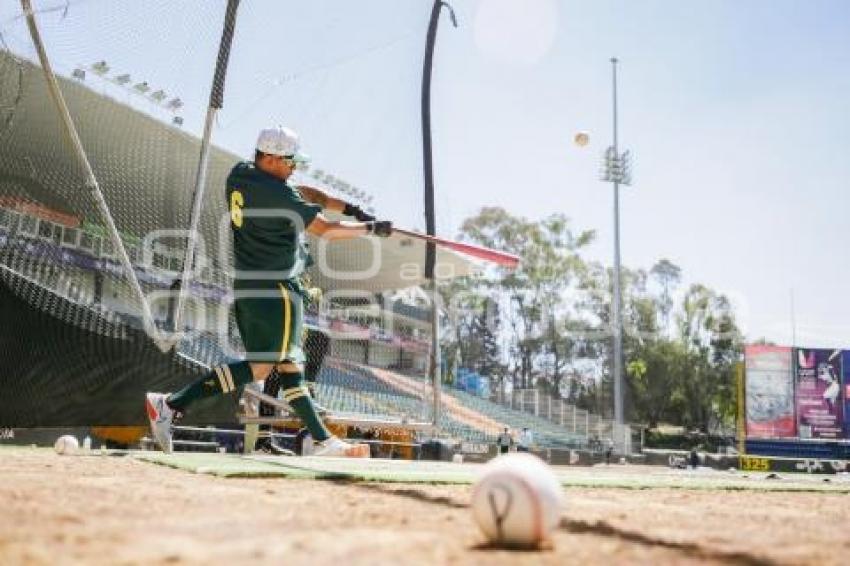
[1, 448, 848, 565]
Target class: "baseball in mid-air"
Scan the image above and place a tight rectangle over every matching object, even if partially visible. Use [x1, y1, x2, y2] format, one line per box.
[54, 434, 79, 455]
[471, 453, 564, 548]
[574, 131, 590, 147]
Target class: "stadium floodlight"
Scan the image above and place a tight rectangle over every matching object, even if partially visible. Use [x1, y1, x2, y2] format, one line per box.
[113, 73, 131, 85]
[72, 68, 85, 81]
[133, 81, 150, 94]
[91, 60, 109, 75]
[150, 89, 167, 103]
[602, 147, 632, 185]
[165, 97, 183, 111]
[599, 57, 635, 439]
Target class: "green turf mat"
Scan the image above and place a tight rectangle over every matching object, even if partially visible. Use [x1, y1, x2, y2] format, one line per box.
[135, 452, 479, 483]
[133, 452, 850, 492]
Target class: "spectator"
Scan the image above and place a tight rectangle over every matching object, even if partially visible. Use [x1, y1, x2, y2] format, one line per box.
[496, 427, 513, 455]
[517, 427, 533, 452]
[689, 448, 700, 469]
[605, 438, 614, 465]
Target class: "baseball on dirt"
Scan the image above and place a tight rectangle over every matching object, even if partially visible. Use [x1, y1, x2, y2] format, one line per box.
[471, 453, 564, 547]
[54, 434, 79, 455]
[573, 131, 590, 147]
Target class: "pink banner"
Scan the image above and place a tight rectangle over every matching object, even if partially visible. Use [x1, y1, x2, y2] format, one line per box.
[745, 345, 796, 438]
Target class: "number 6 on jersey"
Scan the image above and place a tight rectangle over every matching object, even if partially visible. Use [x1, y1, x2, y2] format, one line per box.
[230, 190, 244, 228]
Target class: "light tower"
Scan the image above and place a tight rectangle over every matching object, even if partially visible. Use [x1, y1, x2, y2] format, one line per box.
[601, 57, 633, 433]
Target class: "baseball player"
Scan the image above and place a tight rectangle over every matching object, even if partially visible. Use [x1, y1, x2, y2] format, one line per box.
[146, 126, 391, 457]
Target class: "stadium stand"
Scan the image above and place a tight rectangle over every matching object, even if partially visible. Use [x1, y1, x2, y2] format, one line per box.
[308, 360, 593, 449]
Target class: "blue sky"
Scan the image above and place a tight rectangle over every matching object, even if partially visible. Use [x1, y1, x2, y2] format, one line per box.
[2, 0, 849, 346]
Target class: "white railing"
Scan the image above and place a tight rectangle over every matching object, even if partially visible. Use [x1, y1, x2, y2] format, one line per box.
[490, 387, 638, 454]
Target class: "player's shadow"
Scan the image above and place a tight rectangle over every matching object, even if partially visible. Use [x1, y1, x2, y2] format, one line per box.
[560, 517, 777, 566]
[346, 482, 778, 565]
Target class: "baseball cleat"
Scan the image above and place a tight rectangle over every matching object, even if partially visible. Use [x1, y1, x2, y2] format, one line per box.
[145, 392, 176, 453]
[313, 436, 370, 458]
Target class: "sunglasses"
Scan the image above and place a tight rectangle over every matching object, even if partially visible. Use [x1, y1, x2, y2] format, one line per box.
[280, 155, 298, 168]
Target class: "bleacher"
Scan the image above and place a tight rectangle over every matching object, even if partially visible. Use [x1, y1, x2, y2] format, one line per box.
[312, 361, 493, 443]
[443, 386, 587, 449]
[316, 362, 424, 418]
[311, 360, 591, 448]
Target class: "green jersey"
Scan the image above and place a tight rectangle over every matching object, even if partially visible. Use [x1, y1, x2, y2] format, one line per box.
[225, 162, 321, 281]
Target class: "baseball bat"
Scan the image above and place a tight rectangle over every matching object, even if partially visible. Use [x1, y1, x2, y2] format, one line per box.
[393, 227, 520, 269]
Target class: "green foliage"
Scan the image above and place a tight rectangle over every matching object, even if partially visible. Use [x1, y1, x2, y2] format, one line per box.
[455, 207, 594, 394]
[446, 207, 744, 431]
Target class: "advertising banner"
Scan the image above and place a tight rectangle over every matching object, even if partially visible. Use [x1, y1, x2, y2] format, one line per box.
[745, 345, 795, 438]
[795, 348, 843, 439]
[842, 351, 850, 439]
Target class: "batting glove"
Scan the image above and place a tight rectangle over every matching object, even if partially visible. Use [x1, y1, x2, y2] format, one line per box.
[366, 220, 393, 237]
[343, 203, 375, 222]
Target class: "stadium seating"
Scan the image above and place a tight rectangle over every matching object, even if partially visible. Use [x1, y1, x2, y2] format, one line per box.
[310, 360, 591, 448]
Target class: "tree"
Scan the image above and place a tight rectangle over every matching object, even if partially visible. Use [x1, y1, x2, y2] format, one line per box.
[674, 284, 743, 432]
[627, 340, 691, 428]
[446, 207, 744, 433]
[650, 259, 682, 334]
[459, 207, 594, 391]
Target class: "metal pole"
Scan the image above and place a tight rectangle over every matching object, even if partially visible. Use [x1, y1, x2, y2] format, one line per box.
[611, 57, 624, 429]
[20, 0, 164, 348]
[421, 0, 456, 433]
[171, 0, 240, 344]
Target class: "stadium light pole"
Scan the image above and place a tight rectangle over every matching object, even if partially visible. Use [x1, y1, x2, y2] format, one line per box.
[601, 57, 633, 438]
[421, 0, 457, 435]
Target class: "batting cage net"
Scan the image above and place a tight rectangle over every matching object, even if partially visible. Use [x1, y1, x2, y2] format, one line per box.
[0, 1, 628, 454]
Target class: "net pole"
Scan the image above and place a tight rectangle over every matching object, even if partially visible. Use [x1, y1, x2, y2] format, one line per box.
[20, 0, 165, 349]
[170, 0, 240, 345]
[421, 0, 456, 435]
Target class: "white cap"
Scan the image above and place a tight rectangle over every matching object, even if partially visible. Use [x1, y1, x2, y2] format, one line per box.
[255, 126, 310, 163]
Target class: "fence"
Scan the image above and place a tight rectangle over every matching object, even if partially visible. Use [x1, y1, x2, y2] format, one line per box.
[489, 387, 639, 454]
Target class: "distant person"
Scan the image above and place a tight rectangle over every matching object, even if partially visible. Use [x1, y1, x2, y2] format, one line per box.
[145, 126, 391, 458]
[517, 427, 533, 452]
[605, 438, 614, 465]
[689, 449, 700, 469]
[496, 427, 513, 455]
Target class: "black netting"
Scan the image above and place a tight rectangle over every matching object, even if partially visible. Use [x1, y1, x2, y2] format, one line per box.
[0, 2, 607, 451]
[0, 266, 238, 426]
[0, 1, 437, 433]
